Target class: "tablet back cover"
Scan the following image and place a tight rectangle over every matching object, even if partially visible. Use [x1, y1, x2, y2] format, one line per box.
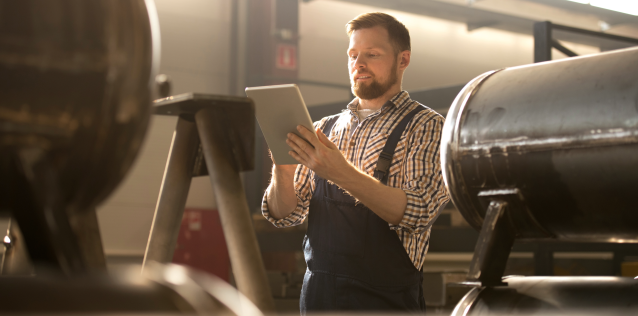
[246, 84, 315, 165]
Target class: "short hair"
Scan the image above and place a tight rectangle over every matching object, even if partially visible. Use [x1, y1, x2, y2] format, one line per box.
[346, 12, 411, 54]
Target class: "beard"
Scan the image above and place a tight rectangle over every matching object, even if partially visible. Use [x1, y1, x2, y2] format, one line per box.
[350, 60, 398, 100]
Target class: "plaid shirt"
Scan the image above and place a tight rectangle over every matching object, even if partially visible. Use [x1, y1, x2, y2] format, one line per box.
[262, 91, 450, 270]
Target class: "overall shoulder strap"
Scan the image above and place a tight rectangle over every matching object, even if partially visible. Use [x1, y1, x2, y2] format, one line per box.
[321, 115, 339, 135]
[373, 106, 426, 185]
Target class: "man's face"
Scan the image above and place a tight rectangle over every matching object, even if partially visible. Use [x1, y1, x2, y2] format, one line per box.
[348, 26, 399, 100]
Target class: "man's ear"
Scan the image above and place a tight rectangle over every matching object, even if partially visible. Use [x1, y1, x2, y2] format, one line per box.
[399, 50, 411, 70]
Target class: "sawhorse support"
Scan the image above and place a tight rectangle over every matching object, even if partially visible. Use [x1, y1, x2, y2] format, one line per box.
[142, 93, 275, 312]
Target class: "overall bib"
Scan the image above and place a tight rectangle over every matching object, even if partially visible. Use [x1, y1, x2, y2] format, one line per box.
[300, 107, 426, 313]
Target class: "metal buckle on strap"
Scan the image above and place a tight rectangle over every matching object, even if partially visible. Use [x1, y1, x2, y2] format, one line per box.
[373, 170, 386, 182]
[375, 151, 393, 177]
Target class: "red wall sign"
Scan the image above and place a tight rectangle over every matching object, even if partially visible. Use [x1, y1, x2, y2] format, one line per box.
[172, 209, 230, 282]
[276, 44, 297, 70]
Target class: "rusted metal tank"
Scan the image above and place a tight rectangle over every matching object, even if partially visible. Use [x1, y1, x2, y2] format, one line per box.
[441, 46, 638, 242]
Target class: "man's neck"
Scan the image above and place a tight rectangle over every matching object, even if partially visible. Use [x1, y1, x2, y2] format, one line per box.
[357, 85, 402, 111]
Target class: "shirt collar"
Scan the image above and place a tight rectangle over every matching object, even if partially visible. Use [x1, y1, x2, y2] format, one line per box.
[346, 91, 412, 112]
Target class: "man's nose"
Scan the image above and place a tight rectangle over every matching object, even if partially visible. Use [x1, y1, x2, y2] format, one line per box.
[354, 56, 366, 69]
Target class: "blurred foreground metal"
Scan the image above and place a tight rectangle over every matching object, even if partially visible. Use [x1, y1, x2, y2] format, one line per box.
[0, 1, 270, 315]
[0, 262, 263, 316]
[452, 276, 638, 316]
[0, 0, 159, 273]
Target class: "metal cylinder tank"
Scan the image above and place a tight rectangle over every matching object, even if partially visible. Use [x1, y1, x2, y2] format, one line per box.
[441, 46, 638, 242]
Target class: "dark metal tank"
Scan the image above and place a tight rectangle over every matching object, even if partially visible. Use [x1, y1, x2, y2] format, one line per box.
[441, 46, 638, 242]
[0, 0, 159, 214]
[0, 0, 159, 272]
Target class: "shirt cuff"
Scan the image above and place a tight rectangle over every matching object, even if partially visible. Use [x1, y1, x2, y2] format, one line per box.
[261, 189, 307, 228]
[389, 189, 431, 235]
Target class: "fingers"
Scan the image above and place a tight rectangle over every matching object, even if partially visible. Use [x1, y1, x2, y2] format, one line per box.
[286, 125, 338, 170]
[316, 128, 337, 149]
[287, 133, 313, 154]
[296, 125, 321, 147]
[288, 149, 306, 165]
[286, 137, 310, 160]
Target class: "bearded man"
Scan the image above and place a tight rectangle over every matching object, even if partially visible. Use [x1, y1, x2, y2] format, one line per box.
[261, 12, 450, 313]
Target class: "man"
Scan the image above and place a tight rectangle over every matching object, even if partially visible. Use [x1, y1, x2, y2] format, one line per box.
[262, 12, 449, 313]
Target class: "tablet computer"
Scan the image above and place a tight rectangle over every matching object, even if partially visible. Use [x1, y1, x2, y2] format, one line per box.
[245, 84, 315, 165]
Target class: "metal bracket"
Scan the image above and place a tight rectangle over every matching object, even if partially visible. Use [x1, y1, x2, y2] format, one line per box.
[467, 199, 514, 287]
[467, 188, 553, 287]
[478, 189, 552, 240]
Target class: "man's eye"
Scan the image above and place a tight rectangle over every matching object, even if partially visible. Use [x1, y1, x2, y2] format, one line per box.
[349, 55, 357, 60]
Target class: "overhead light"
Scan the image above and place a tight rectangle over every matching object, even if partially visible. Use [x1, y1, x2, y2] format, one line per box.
[566, 0, 638, 16]
[591, 0, 638, 16]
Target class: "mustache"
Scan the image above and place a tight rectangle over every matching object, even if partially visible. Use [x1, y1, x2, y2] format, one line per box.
[351, 72, 375, 83]
[352, 71, 374, 77]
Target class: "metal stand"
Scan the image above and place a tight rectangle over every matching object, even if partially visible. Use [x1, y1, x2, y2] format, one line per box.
[143, 117, 200, 265]
[467, 200, 514, 287]
[467, 189, 551, 287]
[143, 94, 275, 312]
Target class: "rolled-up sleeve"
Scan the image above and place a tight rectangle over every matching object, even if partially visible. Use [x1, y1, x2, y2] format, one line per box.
[390, 115, 450, 234]
[261, 118, 331, 227]
[261, 164, 314, 227]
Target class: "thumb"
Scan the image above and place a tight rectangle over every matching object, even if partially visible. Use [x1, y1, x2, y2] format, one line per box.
[316, 128, 337, 149]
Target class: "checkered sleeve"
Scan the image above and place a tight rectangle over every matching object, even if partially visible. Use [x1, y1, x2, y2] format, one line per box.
[391, 114, 450, 234]
[261, 118, 329, 227]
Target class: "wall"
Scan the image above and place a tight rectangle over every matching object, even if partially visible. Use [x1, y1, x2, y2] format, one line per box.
[97, 0, 232, 257]
[297, 0, 599, 107]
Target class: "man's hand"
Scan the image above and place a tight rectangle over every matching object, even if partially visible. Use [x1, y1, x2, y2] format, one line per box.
[287, 125, 407, 226]
[286, 125, 354, 183]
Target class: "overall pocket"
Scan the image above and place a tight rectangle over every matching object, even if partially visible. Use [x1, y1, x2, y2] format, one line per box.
[324, 196, 369, 257]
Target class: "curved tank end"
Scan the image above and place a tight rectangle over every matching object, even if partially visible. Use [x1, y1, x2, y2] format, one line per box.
[451, 287, 482, 316]
[441, 70, 498, 231]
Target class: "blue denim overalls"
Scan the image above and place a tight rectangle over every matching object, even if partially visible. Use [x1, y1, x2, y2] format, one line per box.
[300, 106, 426, 313]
